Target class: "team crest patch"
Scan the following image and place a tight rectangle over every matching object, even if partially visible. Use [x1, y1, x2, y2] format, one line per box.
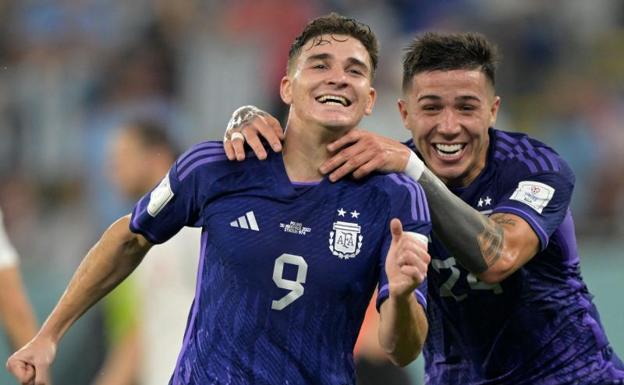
[329, 221, 363, 259]
[509, 181, 555, 214]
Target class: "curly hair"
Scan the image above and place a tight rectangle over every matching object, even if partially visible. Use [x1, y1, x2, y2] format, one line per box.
[287, 13, 378, 79]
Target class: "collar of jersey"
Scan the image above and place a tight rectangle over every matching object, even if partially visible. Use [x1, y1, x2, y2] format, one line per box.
[268, 151, 332, 200]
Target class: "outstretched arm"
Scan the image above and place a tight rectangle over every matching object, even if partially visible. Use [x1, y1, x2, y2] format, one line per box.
[378, 219, 429, 366]
[6, 215, 151, 385]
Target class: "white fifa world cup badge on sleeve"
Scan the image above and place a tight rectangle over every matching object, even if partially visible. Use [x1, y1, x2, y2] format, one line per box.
[147, 174, 174, 217]
[509, 181, 555, 214]
[329, 221, 363, 259]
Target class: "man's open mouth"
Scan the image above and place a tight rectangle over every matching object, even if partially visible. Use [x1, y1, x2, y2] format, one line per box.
[316, 95, 351, 107]
[434, 143, 465, 157]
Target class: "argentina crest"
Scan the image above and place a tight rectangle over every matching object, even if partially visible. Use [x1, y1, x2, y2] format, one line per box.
[329, 220, 363, 260]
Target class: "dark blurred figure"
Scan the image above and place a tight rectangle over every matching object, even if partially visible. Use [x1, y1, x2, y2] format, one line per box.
[355, 294, 413, 385]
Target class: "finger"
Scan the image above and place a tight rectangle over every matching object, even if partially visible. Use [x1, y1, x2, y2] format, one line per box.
[320, 139, 369, 175]
[244, 129, 268, 160]
[326, 149, 376, 182]
[326, 130, 361, 152]
[399, 265, 426, 283]
[223, 139, 236, 161]
[258, 116, 284, 151]
[231, 136, 247, 161]
[398, 252, 429, 273]
[6, 359, 32, 383]
[352, 155, 385, 179]
[266, 114, 285, 140]
[390, 218, 403, 240]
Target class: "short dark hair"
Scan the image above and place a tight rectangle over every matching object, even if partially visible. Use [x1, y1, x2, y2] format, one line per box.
[287, 12, 379, 79]
[402, 32, 500, 92]
[125, 120, 181, 158]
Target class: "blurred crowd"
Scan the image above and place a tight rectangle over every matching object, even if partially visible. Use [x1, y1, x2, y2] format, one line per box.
[0, 1, 623, 384]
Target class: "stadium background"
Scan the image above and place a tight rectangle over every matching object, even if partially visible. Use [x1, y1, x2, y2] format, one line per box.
[0, 1, 623, 384]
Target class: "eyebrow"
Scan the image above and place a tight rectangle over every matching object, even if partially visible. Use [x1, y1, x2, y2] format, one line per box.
[305, 54, 370, 73]
[417, 95, 482, 102]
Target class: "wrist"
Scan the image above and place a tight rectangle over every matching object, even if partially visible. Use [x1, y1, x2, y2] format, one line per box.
[404, 151, 425, 181]
[388, 290, 417, 307]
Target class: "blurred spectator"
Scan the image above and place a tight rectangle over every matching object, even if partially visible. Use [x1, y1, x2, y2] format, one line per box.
[93, 120, 200, 385]
[0, 207, 37, 352]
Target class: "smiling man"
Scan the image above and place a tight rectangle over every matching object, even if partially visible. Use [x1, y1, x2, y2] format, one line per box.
[6, 14, 432, 385]
[223, 32, 624, 384]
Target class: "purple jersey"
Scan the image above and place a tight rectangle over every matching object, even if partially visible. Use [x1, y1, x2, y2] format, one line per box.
[407, 129, 624, 384]
[130, 141, 431, 385]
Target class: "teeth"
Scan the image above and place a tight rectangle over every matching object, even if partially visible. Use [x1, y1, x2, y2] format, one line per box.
[435, 143, 464, 155]
[317, 95, 349, 106]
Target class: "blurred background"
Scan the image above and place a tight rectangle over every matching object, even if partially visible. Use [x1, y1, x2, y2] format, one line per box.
[0, 0, 623, 384]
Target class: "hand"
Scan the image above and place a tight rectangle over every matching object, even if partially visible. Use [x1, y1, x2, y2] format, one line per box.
[6, 337, 57, 385]
[223, 106, 284, 161]
[385, 219, 430, 299]
[319, 130, 411, 182]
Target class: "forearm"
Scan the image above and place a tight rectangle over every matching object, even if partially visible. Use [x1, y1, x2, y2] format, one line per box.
[38, 215, 150, 343]
[417, 168, 500, 273]
[0, 267, 38, 350]
[378, 294, 427, 367]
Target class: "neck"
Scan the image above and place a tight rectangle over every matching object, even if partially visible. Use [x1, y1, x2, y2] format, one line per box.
[282, 118, 351, 182]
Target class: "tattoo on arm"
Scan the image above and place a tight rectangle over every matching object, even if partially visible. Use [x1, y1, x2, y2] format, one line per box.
[477, 219, 504, 267]
[227, 106, 267, 132]
[490, 213, 517, 227]
[416, 169, 514, 273]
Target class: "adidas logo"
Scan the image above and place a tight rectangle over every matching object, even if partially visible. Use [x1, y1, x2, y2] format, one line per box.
[230, 211, 259, 231]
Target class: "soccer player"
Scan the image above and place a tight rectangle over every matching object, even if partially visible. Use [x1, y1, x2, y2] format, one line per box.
[223, 32, 624, 384]
[6, 14, 432, 385]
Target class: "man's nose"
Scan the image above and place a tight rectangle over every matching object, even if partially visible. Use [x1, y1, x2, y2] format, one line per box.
[437, 109, 461, 135]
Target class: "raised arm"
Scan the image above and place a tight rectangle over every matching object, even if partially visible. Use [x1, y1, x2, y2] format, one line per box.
[378, 219, 429, 366]
[6, 215, 152, 385]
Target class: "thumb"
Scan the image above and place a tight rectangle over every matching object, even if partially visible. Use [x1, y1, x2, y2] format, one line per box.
[390, 218, 403, 241]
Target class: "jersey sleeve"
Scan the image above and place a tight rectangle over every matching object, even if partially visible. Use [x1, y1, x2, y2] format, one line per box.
[130, 141, 227, 244]
[492, 161, 575, 251]
[376, 173, 432, 310]
[0, 209, 19, 269]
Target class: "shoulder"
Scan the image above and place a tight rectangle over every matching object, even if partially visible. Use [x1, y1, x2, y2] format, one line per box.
[364, 172, 427, 205]
[173, 140, 262, 183]
[491, 129, 574, 183]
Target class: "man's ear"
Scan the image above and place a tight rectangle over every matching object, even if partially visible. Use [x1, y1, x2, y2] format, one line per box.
[280, 76, 293, 105]
[398, 99, 409, 129]
[364, 87, 377, 115]
[489, 96, 501, 127]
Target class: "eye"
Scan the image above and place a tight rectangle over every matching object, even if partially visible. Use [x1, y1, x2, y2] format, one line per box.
[422, 104, 441, 112]
[458, 104, 477, 111]
[348, 68, 364, 76]
[312, 63, 327, 70]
